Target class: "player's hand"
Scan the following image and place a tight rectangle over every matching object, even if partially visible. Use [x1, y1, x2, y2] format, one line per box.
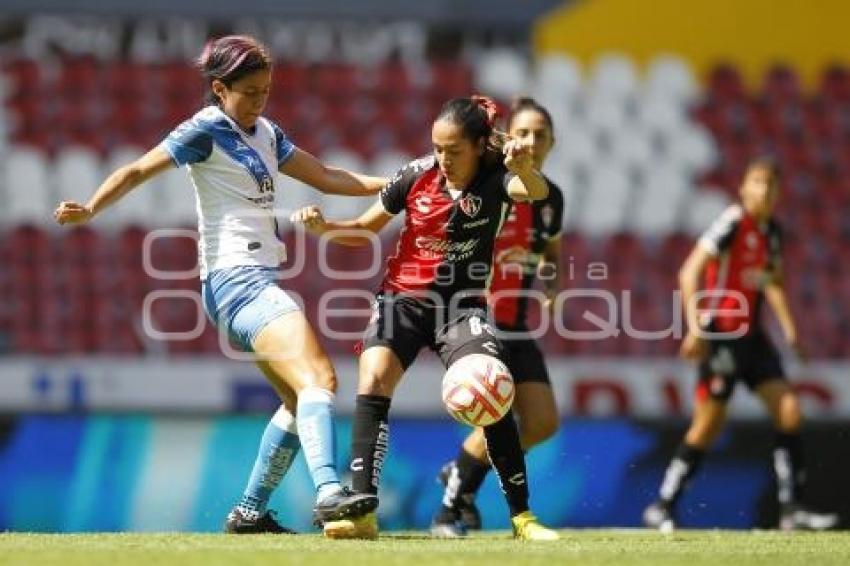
[680, 332, 707, 362]
[503, 138, 534, 177]
[289, 206, 326, 231]
[54, 201, 93, 225]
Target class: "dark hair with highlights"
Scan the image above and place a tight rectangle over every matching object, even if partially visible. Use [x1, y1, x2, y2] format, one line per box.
[197, 35, 272, 105]
[435, 95, 506, 153]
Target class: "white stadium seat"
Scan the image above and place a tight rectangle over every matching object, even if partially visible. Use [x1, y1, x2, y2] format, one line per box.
[608, 126, 654, 172]
[580, 96, 629, 136]
[576, 167, 633, 236]
[100, 145, 161, 227]
[631, 167, 693, 236]
[665, 124, 718, 174]
[53, 146, 103, 206]
[532, 53, 584, 106]
[645, 54, 699, 107]
[684, 188, 732, 236]
[588, 53, 639, 102]
[636, 95, 688, 135]
[3, 146, 53, 224]
[474, 48, 530, 101]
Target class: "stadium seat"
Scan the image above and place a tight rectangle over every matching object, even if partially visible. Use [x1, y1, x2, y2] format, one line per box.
[575, 167, 632, 236]
[474, 48, 530, 100]
[645, 54, 699, 106]
[588, 53, 639, 102]
[631, 168, 692, 236]
[53, 146, 104, 208]
[4, 146, 53, 224]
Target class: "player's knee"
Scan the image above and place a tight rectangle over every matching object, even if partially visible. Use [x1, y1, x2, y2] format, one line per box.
[520, 415, 558, 447]
[358, 369, 393, 397]
[309, 360, 338, 393]
[777, 394, 802, 432]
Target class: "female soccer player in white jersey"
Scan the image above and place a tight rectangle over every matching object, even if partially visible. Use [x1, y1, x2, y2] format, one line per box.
[53, 35, 386, 533]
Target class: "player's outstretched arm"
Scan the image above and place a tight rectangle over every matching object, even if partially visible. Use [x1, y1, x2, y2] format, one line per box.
[504, 139, 548, 202]
[53, 146, 174, 225]
[280, 148, 388, 197]
[289, 200, 393, 247]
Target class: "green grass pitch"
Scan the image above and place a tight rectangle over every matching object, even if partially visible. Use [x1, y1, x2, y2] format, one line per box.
[2, 530, 849, 566]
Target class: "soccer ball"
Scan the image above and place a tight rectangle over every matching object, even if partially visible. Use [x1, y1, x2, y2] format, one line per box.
[441, 354, 515, 427]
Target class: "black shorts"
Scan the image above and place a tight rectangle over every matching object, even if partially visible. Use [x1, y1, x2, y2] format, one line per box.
[697, 330, 786, 402]
[361, 292, 506, 370]
[496, 324, 551, 385]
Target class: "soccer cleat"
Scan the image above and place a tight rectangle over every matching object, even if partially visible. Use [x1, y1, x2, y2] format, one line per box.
[643, 501, 676, 533]
[437, 461, 482, 530]
[511, 511, 560, 541]
[323, 511, 379, 540]
[430, 508, 468, 539]
[779, 504, 839, 531]
[312, 487, 379, 527]
[223, 508, 297, 534]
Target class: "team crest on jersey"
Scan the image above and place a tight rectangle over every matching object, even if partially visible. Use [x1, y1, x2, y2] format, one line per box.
[541, 204, 554, 228]
[746, 232, 760, 250]
[459, 194, 482, 217]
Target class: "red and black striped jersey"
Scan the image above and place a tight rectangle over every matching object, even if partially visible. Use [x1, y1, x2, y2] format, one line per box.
[488, 177, 564, 329]
[378, 155, 514, 304]
[697, 204, 782, 335]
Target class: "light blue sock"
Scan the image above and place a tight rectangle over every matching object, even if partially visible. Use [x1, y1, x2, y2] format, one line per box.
[236, 405, 300, 519]
[297, 387, 341, 502]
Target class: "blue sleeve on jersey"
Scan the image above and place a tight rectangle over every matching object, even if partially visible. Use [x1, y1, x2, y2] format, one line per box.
[272, 123, 297, 166]
[161, 120, 214, 166]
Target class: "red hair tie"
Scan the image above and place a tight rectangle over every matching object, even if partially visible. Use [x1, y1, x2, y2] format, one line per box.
[471, 95, 502, 128]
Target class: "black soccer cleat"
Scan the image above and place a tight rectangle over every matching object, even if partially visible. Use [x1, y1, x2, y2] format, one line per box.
[779, 504, 839, 531]
[224, 508, 297, 534]
[312, 487, 379, 527]
[430, 507, 468, 539]
[437, 461, 482, 530]
[643, 500, 676, 532]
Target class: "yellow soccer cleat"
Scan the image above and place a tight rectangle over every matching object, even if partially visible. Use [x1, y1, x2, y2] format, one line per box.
[323, 511, 379, 540]
[511, 511, 560, 541]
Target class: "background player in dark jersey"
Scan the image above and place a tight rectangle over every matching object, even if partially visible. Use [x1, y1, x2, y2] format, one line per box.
[431, 97, 564, 537]
[643, 158, 838, 531]
[290, 96, 559, 540]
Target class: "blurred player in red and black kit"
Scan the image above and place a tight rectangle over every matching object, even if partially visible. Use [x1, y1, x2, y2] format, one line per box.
[291, 96, 559, 540]
[643, 158, 838, 531]
[431, 97, 564, 537]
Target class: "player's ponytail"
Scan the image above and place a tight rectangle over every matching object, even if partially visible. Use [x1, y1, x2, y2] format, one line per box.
[197, 35, 272, 105]
[437, 95, 506, 155]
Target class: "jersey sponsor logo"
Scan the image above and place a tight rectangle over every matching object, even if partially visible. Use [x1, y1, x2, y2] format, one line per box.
[350, 458, 364, 472]
[415, 236, 480, 260]
[415, 196, 432, 214]
[462, 218, 490, 229]
[459, 194, 482, 217]
[746, 232, 760, 250]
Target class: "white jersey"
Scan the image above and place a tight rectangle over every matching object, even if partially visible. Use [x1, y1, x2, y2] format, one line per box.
[160, 105, 296, 278]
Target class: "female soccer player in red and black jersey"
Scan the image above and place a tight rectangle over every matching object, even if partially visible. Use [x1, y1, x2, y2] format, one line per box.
[643, 158, 838, 531]
[430, 97, 564, 537]
[290, 96, 559, 540]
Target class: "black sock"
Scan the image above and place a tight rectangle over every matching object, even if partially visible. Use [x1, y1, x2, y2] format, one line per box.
[440, 448, 490, 515]
[659, 443, 706, 507]
[456, 448, 490, 502]
[350, 394, 391, 495]
[482, 410, 529, 517]
[774, 431, 805, 506]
